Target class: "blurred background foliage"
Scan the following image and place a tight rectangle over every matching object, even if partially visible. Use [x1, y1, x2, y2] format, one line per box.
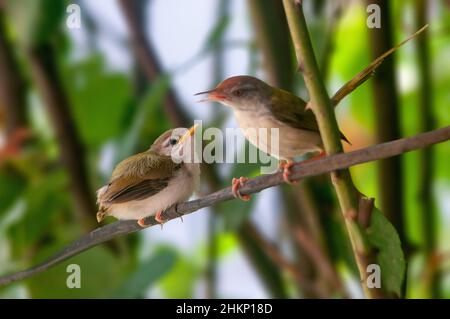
[0, 0, 448, 298]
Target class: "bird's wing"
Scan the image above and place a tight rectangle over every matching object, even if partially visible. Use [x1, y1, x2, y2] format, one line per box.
[268, 88, 350, 143]
[268, 88, 320, 132]
[99, 151, 181, 204]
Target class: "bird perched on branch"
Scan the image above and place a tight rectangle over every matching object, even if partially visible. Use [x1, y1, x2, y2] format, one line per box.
[196, 26, 427, 200]
[96, 125, 200, 227]
[197, 75, 336, 191]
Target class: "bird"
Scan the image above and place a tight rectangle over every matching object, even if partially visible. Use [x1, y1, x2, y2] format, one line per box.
[195, 25, 428, 201]
[196, 75, 341, 199]
[96, 125, 200, 227]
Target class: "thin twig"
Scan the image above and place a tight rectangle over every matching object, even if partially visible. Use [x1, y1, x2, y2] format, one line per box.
[0, 126, 448, 286]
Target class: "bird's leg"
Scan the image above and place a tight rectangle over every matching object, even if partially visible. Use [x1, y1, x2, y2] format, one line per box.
[303, 151, 326, 163]
[279, 152, 326, 185]
[279, 160, 298, 185]
[137, 211, 166, 229]
[231, 177, 251, 201]
[155, 211, 166, 229]
[137, 218, 150, 228]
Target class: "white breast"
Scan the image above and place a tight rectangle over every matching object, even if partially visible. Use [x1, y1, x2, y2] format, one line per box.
[234, 110, 323, 160]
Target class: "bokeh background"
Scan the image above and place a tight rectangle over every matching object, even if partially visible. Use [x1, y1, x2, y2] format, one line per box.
[0, 0, 449, 298]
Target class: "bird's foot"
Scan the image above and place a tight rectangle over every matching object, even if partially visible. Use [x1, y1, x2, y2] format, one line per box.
[137, 218, 150, 228]
[155, 211, 166, 229]
[232, 177, 251, 201]
[279, 161, 298, 185]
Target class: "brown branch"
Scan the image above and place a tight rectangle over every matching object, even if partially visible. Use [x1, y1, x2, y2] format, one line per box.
[26, 44, 96, 230]
[0, 126, 448, 286]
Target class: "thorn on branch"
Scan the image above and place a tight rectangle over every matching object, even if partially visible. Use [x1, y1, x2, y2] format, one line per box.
[358, 197, 375, 229]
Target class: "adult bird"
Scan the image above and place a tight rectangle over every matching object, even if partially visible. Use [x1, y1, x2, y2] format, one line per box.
[196, 75, 342, 196]
[196, 26, 427, 200]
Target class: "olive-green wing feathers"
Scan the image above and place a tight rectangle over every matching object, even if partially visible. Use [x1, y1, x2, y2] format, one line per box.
[99, 151, 181, 204]
[268, 89, 349, 143]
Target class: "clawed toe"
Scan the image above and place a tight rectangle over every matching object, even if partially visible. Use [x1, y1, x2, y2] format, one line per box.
[137, 218, 149, 228]
[279, 161, 298, 185]
[232, 177, 251, 201]
[155, 211, 166, 229]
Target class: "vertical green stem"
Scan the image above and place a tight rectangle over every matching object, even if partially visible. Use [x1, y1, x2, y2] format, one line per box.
[282, 0, 387, 298]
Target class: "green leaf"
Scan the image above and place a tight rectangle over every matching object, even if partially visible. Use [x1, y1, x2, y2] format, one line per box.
[159, 253, 200, 298]
[9, 170, 68, 248]
[63, 56, 131, 147]
[113, 247, 177, 298]
[366, 208, 406, 296]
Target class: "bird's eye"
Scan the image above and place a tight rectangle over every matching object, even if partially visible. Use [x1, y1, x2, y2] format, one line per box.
[169, 138, 178, 146]
[233, 90, 242, 97]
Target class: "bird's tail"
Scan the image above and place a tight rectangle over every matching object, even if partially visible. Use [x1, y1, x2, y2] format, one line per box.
[96, 208, 107, 223]
[331, 25, 428, 107]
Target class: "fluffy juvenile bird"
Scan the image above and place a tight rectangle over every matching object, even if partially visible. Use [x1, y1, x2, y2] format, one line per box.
[96, 125, 200, 227]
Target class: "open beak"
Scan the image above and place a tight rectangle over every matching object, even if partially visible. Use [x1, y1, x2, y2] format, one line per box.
[194, 89, 226, 102]
[177, 124, 199, 145]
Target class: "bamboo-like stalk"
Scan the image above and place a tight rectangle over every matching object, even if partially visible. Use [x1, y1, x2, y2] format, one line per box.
[282, 0, 385, 298]
[415, 0, 438, 298]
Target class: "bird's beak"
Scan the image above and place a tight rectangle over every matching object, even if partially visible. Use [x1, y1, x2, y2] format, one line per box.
[194, 89, 226, 102]
[177, 124, 199, 145]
